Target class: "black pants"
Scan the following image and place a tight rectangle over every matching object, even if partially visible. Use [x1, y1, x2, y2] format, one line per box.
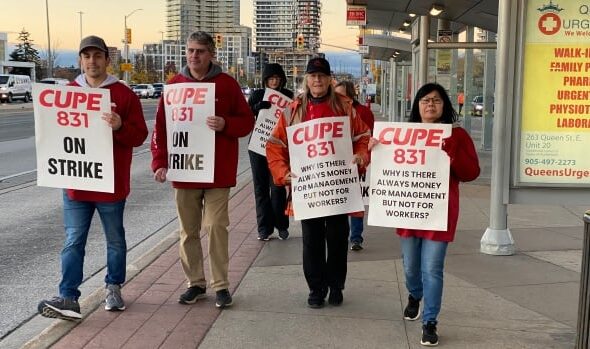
[248, 151, 289, 237]
[301, 214, 349, 293]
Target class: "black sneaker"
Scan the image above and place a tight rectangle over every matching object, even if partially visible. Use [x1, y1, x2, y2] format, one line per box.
[350, 241, 363, 251]
[421, 321, 439, 346]
[328, 288, 343, 306]
[257, 234, 270, 241]
[278, 229, 289, 240]
[307, 289, 326, 309]
[178, 286, 206, 304]
[215, 289, 233, 308]
[38, 296, 82, 321]
[403, 294, 421, 320]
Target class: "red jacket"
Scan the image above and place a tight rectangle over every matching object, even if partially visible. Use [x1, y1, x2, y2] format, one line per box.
[66, 78, 148, 202]
[151, 65, 254, 188]
[353, 102, 375, 131]
[397, 126, 480, 242]
[266, 95, 370, 215]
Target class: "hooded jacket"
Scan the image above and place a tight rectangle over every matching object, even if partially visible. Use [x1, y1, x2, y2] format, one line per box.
[248, 63, 294, 118]
[67, 74, 148, 202]
[151, 63, 254, 188]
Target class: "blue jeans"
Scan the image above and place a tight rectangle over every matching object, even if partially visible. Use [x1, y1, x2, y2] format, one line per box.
[59, 191, 127, 299]
[349, 216, 364, 243]
[400, 236, 448, 324]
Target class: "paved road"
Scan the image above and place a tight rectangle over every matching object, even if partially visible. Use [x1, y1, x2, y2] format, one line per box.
[0, 100, 252, 339]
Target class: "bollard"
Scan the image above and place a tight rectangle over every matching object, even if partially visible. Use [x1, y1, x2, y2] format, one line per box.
[576, 210, 590, 349]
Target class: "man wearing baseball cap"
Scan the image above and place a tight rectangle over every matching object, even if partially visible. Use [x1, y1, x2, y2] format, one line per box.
[38, 35, 148, 320]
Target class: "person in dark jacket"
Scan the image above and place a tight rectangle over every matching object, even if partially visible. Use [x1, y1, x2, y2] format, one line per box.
[247, 63, 294, 241]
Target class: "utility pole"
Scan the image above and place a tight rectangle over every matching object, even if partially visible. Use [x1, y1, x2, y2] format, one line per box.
[124, 8, 143, 83]
[45, 0, 52, 78]
[78, 11, 84, 41]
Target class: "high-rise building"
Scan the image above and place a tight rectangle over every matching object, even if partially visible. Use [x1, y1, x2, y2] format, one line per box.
[165, 0, 252, 83]
[253, 0, 322, 88]
[165, 0, 240, 42]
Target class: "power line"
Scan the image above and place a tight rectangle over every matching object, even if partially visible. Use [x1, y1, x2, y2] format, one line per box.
[321, 43, 359, 53]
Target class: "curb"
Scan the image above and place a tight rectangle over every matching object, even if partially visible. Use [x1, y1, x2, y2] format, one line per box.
[19, 225, 180, 349]
[13, 172, 253, 349]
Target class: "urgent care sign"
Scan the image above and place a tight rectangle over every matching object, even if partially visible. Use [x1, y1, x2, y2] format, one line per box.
[346, 5, 366, 26]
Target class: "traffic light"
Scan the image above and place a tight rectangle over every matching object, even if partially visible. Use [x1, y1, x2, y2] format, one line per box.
[125, 28, 132, 44]
[296, 34, 304, 50]
[215, 34, 223, 48]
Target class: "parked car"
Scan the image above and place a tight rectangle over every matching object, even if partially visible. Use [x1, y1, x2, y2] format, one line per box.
[471, 96, 483, 116]
[471, 95, 494, 116]
[132, 84, 155, 99]
[38, 78, 69, 86]
[152, 83, 164, 98]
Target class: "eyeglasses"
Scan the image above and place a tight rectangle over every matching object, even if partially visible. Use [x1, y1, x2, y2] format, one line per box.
[419, 97, 443, 105]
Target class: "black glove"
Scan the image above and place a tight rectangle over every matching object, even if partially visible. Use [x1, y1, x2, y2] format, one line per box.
[255, 101, 272, 110]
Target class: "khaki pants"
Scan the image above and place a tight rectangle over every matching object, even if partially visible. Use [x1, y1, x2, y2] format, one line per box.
[175, 188, 230, 291]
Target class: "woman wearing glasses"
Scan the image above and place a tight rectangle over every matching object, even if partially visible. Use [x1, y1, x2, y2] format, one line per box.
[380, 83, 480, 346]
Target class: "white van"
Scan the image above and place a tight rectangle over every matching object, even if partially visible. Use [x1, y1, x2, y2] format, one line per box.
[0, 74, 32, 103]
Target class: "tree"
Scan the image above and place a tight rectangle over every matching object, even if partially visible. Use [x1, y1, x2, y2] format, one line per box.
[9, 28, 41, 77]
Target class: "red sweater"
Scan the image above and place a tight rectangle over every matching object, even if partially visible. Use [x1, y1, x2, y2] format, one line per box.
[397, 126, 480, 242]
[151, 67, 254, 188]
[66, 79, 148, 202]
[353, 102, 375, 131]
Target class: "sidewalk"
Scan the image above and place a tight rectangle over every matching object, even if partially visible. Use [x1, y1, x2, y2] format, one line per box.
[14, 106, 588, 348]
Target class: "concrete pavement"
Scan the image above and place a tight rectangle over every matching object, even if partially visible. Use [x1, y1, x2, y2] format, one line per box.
[3, 107, 588, 348]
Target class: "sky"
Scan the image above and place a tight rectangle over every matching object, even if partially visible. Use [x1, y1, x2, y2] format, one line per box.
[1, 0, 358, 53]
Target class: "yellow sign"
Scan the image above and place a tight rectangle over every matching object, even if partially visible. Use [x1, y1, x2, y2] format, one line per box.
[120, 63, 133, 72]
[519, 0, 590, 185]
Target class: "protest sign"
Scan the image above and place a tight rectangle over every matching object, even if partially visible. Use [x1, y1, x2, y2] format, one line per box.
[368, 122, 451, 230]
[248, 88, 292, 156]
[33, 84, 114, 192]
[287, 116, 364, 220]
[163, 83, 215, 182]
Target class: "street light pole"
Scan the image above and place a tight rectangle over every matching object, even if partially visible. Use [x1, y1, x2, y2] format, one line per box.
[45, 0, 52, 78]
[159, 30, 165, 82]
[124, 8, 143, 83]
[77, 11, 84, 41]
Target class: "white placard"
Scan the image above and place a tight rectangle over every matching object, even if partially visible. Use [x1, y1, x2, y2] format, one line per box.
[163, 83, 215, 182]
[368, 122, 451, 230]
[33, 84, 114, 192]
[287, 116, 364, 220]
[248, 88, 292, 156]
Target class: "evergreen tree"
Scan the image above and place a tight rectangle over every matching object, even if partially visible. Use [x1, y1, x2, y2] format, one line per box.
[9, 29, 41, 77]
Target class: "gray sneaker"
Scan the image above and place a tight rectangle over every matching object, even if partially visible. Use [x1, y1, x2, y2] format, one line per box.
[105, 284, 126, 311]
[38, 296, 82, 321]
